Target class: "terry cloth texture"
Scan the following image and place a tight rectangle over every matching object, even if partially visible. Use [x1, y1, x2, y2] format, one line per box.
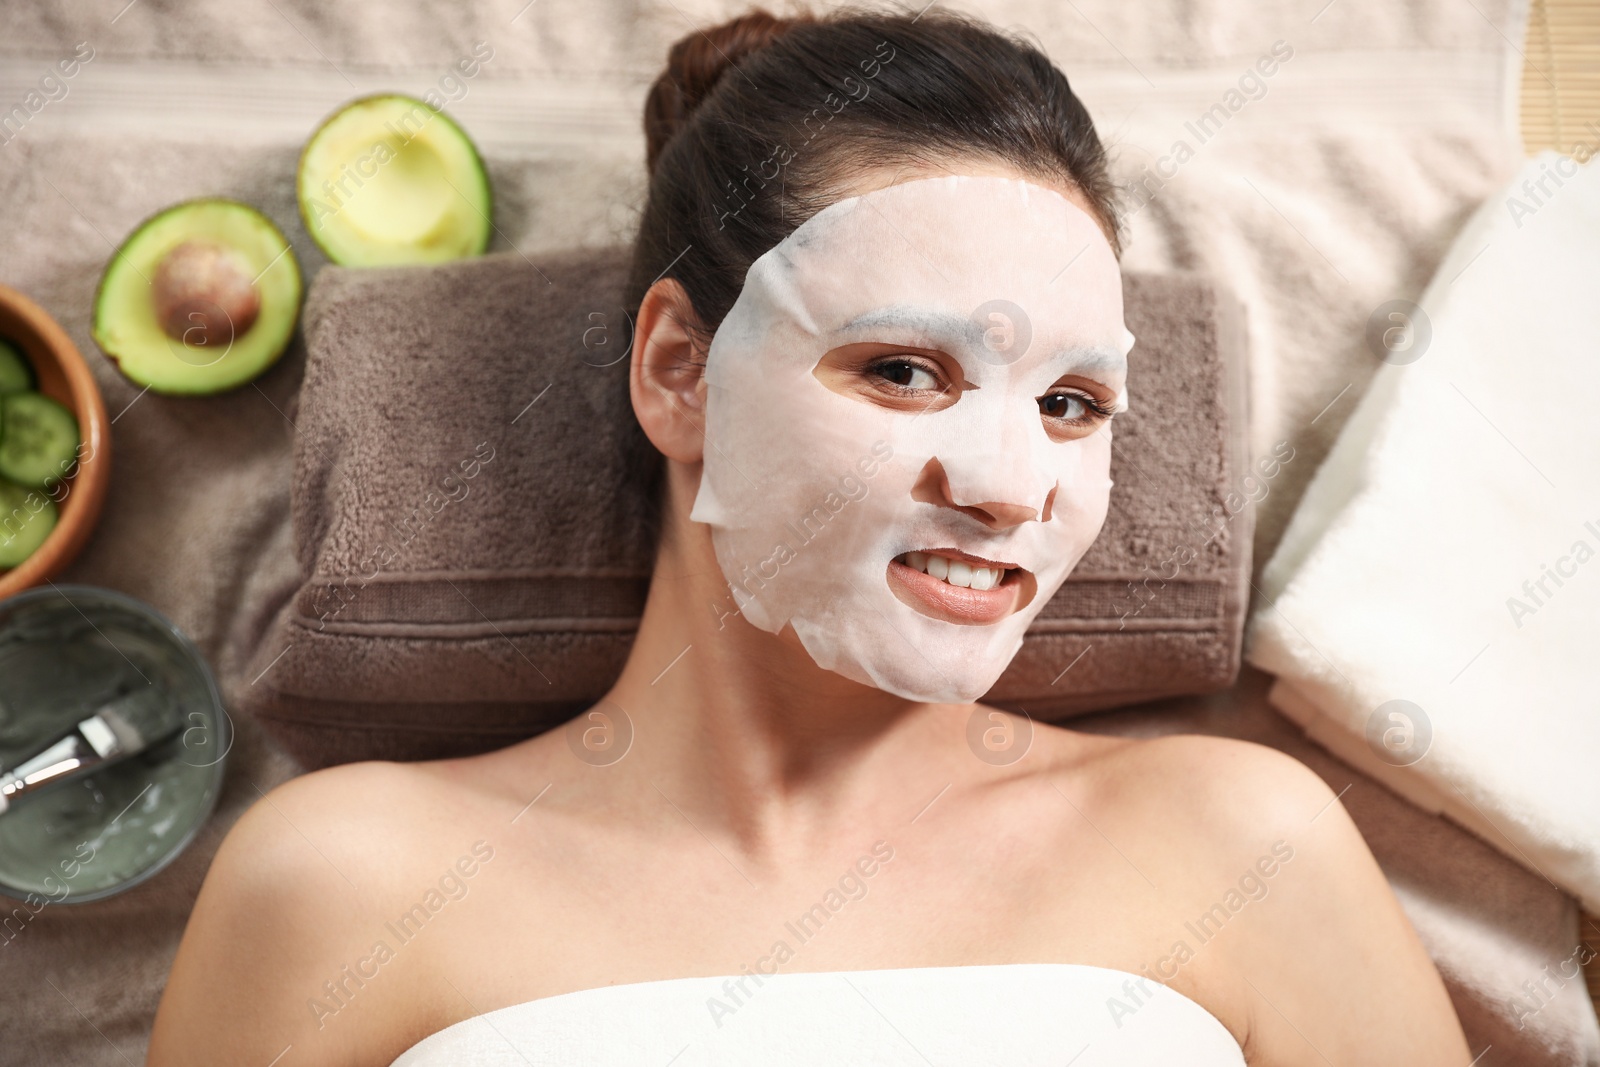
[1247, 151, 1600, 913]
[239, 248, 1253, 768]
[3, 0, 1593, 1063]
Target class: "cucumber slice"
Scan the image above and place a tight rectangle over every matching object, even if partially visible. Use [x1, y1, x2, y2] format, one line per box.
[0, 340, 34, 394]
[0, 479, 58, 569]
[0, 392, 80, 490]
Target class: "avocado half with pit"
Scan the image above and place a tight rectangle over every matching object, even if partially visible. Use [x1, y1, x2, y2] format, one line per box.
[92, 199, 303, 394]
[297, 94, 492, 267]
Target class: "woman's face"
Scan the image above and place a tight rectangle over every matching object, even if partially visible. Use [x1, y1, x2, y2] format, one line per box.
[689, 171, 1131, 704]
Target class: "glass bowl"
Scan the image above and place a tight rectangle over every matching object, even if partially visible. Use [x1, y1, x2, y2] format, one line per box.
[0, 584, 229, 904]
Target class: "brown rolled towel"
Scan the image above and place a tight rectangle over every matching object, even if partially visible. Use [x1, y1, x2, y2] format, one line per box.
[243, 246, 1253, 768]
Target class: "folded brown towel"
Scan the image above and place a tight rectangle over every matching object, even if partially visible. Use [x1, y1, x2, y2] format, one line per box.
[243, 246, 1253, 768]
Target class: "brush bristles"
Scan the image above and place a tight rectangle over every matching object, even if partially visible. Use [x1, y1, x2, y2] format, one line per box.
[93, 690, 178, 755]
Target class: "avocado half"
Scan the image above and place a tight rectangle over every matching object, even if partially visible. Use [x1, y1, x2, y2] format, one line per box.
[297, 94, 492, 267]
[92, 199, 303, 395]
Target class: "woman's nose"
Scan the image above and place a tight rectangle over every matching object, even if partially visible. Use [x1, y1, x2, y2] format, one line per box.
[912, 453, 1056, 531]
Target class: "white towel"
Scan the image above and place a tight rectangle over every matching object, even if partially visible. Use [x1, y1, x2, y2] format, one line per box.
[387, 964, 1244, 1066]
[1247, 150, 1600, 911]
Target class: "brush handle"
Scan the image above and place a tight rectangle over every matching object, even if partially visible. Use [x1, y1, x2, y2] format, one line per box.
[0, 694, 149, 815]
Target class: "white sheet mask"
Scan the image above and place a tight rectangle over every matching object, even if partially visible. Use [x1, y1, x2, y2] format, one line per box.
[689, 173, 1133, 703]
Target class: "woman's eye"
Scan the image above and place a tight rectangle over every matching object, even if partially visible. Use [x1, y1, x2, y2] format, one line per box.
[1040, 392, 1086, 420]
[871, 358, 941, 391]
[1039, 390, 1111, 424]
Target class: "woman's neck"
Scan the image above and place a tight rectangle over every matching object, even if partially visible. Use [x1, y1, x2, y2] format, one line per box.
[595, 512, 968, 863]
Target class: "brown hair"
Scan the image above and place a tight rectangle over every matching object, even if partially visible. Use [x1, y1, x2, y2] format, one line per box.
[624, 4, 1120, 548]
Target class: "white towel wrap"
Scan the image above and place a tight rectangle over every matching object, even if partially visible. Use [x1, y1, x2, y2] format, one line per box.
[388, 962, 1245, 1065]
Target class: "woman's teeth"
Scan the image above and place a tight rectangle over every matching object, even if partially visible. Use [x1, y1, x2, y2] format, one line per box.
[897, 551, 1007, 591]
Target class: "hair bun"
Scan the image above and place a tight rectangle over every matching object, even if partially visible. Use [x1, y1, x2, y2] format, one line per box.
[644, 7, 811, 174]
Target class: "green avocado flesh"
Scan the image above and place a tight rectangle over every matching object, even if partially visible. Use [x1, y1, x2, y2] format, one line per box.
[0, 479, 57, 569]
[298, 94, 492, 267]
[92, 199, 303, 395]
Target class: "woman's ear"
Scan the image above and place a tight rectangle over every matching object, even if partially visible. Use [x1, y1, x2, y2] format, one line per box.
[631, 278, 708, 464]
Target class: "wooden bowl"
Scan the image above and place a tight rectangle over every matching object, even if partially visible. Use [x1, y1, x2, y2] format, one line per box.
[0, 285, 111, 598]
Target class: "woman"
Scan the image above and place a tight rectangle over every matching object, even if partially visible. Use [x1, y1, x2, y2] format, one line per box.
[149, 7, 1470, 1064]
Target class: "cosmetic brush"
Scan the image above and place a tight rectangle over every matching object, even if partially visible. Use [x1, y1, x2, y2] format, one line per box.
[0, 687, 181, 815]
[0, 642, 126, 742]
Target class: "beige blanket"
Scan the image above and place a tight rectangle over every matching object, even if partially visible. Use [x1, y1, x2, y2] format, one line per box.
[2, 0, 1595, 1063]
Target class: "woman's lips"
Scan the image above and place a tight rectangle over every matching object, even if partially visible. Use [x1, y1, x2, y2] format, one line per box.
[886, 550, 1026, 625]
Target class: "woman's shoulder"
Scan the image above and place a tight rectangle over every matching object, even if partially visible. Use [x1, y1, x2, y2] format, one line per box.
[1026, 722, 1340, 831]
[217, 747, 548, 931]
[1021, 724, 1366, 933]
[248, 737, 563, 841]
[1093, 731, 1337, 818]
[1075, 729, 1356, 891]
[258, 753, 481, 821]
[221, 758, 485, 881]
[1025, 724, 1467, 1061]
[147, 749, 534, 1065]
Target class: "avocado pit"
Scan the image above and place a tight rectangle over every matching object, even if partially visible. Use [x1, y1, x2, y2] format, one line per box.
[151, 240, 261, 348]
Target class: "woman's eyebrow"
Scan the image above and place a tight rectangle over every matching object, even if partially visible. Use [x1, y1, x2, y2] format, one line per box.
[1055, 346, 1126, 378]
[832, 306, 984, 347]
[832, 305, 1126, 377]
